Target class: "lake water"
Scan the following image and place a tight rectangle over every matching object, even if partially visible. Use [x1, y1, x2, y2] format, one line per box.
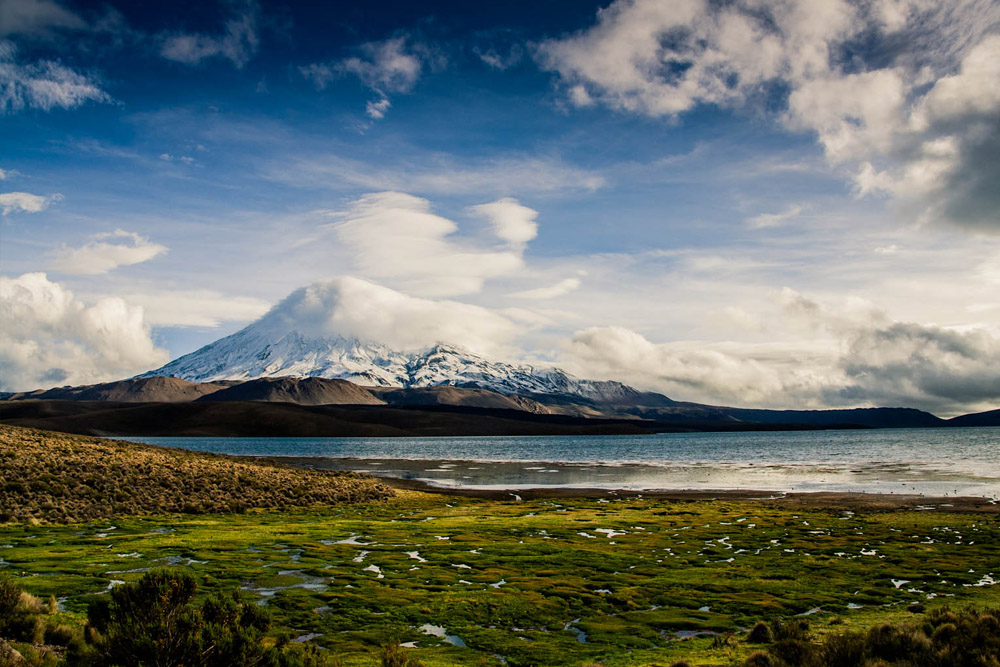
[124, 427, 1000, 497]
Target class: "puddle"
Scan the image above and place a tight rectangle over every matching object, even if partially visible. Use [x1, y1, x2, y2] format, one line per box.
[563, 618, 587, 644]
[418, 624, 465, 647]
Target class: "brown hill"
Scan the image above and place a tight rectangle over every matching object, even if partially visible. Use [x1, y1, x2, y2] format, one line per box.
[0, 424, 393, 523]
[195, 376, 384, 405]
[1, 376, 230, 403]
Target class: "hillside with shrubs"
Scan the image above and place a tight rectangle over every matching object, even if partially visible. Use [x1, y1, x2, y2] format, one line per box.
[0, 425, 394, 524]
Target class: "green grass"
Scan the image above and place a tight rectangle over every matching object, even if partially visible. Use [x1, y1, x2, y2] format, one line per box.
[2, 492, 998, 666]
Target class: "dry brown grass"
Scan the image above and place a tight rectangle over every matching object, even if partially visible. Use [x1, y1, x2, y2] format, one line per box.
[0, 424, 394, 524]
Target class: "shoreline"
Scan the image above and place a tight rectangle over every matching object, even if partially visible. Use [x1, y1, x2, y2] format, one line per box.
[265, 455, 1000, 513]
[384, 477, 1000, 513]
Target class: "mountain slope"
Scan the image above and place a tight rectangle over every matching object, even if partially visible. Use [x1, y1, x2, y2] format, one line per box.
[948, 408, 1000, 427]
[194, 377, 385, 405]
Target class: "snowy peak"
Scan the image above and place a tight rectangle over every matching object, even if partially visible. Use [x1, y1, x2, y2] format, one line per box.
[141, 281, 673, 405]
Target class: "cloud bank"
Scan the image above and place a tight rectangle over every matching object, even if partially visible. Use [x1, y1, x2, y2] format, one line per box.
[0, 273, 169, 391]
[563, 289, 1000, 416]
[539, 0, 1000, 230]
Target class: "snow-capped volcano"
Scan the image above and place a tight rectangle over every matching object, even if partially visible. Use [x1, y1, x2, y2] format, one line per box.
[142, 279, 659, 404]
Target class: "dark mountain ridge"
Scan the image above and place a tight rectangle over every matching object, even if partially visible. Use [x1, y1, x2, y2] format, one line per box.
[3, 375, 996, 435]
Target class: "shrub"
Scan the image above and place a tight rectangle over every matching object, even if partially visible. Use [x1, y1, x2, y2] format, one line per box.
[770, 638, 815, 666]
[379, 642, 424, 667]
[0, 577, 42, 644]
[819, 630, 865, 667]
[747, 621, 773, 643]
[743, 650, 774, 667]
[87, 570, 283, 667]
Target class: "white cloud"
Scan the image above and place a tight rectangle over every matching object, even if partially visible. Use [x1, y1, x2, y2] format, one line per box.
[510, 277, 582, 300]
[0, 191, 61, 214]
[48, 229, 167, 275]
[261, 276, 521, 356]
[301, 36, 438, 119]
[365, 97, 391, 119]
[0, 272, 169, 391]
[0, 41, 110, 113]
[539, 0, 1000, 230]
[0, 0, 86, 37]
[562, 289, 1000, 416]
[160, 3, 259, 68]
[468, 197, 539, 246]
[326, 192, 535, 297]
[120, 290, 270, 328]
[0, 166, 17, 180]
[747, 204, 805, 229]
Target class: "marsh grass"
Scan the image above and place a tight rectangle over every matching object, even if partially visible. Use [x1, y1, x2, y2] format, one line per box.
[1, 490, 998, 665]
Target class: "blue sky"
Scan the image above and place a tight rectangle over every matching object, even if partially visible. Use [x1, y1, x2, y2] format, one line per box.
[2, 0, 999, 415]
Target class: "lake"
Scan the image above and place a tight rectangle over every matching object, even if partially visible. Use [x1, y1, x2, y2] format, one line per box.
[124, 427, 1000, 497]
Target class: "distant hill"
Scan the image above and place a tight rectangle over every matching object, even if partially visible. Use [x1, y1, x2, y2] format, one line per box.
[2, 375, 979, 433]
[1, 376, 231, 403]
[948, 409, 1000, 427]
[0, 400, 680, 438]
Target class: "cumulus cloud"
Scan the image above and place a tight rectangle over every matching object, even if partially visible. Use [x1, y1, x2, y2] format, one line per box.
[565, 326, 832, 407]
[467, 197, 539, 246]
[539, 0, 1000, 230]
[0, 273, 169, 391]
[562, 289, 1000, 416]
[0, 166, 18, 180]
[325, 192, 537, 297]
[160, 2, 259, 68]
[48, 230, 167, 275]
[258, 276, 520, 356]
[0, 41, 110, 113]
[301, 36, 438, 119]
[0, 191, 61, 215]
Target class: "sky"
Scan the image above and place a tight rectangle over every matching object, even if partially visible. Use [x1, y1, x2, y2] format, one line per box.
[1, 0, 999, 416]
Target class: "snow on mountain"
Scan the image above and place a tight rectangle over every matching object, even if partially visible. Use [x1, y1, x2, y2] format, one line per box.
[141, 280, 667, 404]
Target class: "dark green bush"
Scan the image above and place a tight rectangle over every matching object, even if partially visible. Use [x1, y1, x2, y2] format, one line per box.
[86, 570, 284, 667]
[747, 621, 773, 643]
[0, 576, 41, 644]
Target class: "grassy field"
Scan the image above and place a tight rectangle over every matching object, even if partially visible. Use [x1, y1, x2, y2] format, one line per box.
[2, 490, 998, 665]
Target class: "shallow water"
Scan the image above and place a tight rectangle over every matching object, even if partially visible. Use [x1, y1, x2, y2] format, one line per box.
[123, 427, 1000, 497]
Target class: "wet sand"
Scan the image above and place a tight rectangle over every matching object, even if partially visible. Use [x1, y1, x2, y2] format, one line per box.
[266, 455, 1000, 514]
